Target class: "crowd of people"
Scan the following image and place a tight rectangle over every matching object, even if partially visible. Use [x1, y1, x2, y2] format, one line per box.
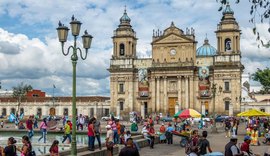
[2, 113, 270, 156]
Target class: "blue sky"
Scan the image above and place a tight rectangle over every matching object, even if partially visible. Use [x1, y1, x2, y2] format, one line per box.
[0, 0, 269, 96]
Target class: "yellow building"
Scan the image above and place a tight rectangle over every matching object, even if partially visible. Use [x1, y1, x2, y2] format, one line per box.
[109, 3, 244, 118]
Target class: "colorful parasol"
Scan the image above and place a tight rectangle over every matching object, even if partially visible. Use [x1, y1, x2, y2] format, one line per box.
[237, 109, 270, 117]
[179, 109, 201, 118]
[173, 110, 183, 118]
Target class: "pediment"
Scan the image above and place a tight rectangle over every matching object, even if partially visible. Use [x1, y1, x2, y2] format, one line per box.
[153, 33, 195, 44]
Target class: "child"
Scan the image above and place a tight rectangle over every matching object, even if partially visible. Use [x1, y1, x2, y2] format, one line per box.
[49, 140, 59, 156]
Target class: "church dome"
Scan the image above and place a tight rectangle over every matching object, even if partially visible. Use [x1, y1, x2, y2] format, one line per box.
[120, 9, 131, 23]
[196, 38, 217, 56]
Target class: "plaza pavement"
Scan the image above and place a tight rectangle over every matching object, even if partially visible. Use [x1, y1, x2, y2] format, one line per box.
[139, 122, 270, 156]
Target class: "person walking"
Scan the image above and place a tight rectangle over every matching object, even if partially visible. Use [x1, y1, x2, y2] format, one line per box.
[62, 120, 71, 144]
[198, 131, 212, 155]
[38, 118, 48, 143]
[33, 117, 38, 129]
[94, 117, 102, 150]
[49, 140, 59, 156]
[87, 118, 95, 151]
[26, 115, 34, 139]
[118, 138, 140, 156]
[224, 136, 243, 156]
[225, 119, 232, 138]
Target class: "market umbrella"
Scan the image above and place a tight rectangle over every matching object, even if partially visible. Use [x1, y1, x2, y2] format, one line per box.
[173, 110, 183, 118]
[237, 109, 270, 117]
[179, 109, 201, 118]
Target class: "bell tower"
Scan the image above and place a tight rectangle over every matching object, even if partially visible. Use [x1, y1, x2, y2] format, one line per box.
[112, 9, 137, 59]
[215, 2, 241, 55]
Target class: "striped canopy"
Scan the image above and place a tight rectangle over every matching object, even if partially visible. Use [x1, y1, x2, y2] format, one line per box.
[179, 109, 201, 118]
[173, 110, 183, 118]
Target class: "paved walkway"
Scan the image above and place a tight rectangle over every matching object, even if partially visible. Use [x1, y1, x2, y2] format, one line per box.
[139, 123, 270, 156]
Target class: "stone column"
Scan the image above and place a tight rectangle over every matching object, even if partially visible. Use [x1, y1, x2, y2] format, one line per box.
[94, 103, 97, 117]
[185, 76, 189, 109]
[151, 77, 156, 113]
[116, 102, 120, 117]
[156, 77, 160, 112]
[189, 76, 194, 109]
[141, 102, 145, 119]
[177, 76, 182, 109]
[163, 76, 167, 115]
[229, 103, 233, 116]
[201, 102, 205, 115]
[175, 104, 179, 114]
[128, 76, 134, 111]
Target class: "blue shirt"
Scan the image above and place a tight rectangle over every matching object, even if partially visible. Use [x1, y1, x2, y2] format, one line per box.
[166, 126, 174, 132]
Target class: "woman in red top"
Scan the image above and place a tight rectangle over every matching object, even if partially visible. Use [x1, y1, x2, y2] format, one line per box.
[88, 118, 95, 151]
[49, 140, 59, 156]
[148, 124, 155, 149]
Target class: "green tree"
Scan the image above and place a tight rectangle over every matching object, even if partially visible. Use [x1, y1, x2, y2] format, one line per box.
[12, 82, 33, 115]
[252, 68, 270, 93]
[217, 0, 270, 48]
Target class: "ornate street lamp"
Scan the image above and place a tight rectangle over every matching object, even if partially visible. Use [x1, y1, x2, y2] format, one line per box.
[56, 15, 93, 155]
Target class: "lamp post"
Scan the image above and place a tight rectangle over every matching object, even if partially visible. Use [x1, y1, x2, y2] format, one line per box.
[211, 83, 222, 133]
[56, 15, 93, 156]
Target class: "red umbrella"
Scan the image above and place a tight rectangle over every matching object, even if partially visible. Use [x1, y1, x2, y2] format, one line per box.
[179, 109, 201, 118]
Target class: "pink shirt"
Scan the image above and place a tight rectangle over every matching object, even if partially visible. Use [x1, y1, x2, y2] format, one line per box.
[40, 121, 48, 129]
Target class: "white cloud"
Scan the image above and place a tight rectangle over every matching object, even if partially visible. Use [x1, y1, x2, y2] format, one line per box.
[0, 0, 269, 95]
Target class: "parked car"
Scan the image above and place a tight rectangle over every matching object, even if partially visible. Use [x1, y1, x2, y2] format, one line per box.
[193, 117, 211, 122]
[215, 115, 228, 122]
[161, 116, 173, 122]
[101, 115, 122, 121]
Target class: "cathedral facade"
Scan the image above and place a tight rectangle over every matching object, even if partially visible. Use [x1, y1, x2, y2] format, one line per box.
[108, 3, 244, 118]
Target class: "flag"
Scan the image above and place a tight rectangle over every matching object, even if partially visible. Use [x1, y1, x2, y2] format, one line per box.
[9, 113, 16, 122]
[53, 84, 56, 88]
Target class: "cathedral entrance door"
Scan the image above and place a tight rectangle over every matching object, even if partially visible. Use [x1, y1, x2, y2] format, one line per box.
[168, 97, 177, 116]
[205, 101, 209, 116]
[49, 108, 56, 116]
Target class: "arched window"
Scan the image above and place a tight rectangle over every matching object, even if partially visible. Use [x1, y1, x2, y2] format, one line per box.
[2, 108, 6, 116]
[11, 108, 16, 115]
[224, 38, 232, 51]
[120, 101, 124, 111]
[119, 43, 125, 56]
